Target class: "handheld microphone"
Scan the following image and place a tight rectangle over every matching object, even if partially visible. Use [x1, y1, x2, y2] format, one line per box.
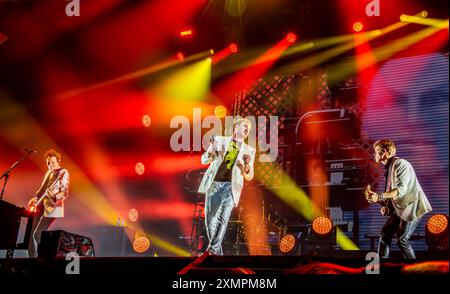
[210, 136, 218, 156]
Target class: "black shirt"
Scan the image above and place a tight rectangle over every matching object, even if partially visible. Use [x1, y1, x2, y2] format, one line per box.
[214, 139, 240, 182]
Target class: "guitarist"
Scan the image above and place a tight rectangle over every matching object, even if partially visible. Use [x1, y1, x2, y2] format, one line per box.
[27, 149, 70, 258]
[365, 139, 432, 260]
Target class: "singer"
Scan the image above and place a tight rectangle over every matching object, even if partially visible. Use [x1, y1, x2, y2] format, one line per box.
[198, 117, 255, 255]
[27, 149, 70, 258]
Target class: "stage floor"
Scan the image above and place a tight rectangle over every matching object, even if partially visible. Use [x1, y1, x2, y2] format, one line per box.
[1, 250, 448, 275]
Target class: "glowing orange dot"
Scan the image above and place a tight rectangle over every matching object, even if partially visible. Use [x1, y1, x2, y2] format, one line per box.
[176, 52, 184, 61]
[286, 32, 297, 43]
[133, 236, 150, 253]
[279, 234, 296, 254]
[427, 214, 448, 235]
[228, 43, 238, 53]
[353, 21, 364, 32]
[135, 162, 145, 175]
[214, 105, 227, 119]
[312, 216, 333, 236]
[128, 208, 139, 222]
[142, 115, 151, 127]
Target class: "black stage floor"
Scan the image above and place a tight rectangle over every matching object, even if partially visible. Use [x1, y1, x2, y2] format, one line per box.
[1, 250, 448, 275]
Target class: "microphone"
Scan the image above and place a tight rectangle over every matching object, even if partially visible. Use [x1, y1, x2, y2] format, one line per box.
[23, 148, 38, 154]
[210, 136, 218, 156]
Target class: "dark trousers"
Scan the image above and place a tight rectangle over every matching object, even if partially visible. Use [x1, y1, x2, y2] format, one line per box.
[28, 212, 55, 258]
[378, 213, 421, 260]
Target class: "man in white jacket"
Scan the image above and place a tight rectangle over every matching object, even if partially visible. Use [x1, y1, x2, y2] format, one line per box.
[198, 118, 256, 255]
[365, 139, 432, 259]
[27, 149, 70, 257]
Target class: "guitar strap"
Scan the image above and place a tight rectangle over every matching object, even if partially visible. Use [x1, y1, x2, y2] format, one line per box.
[384, 157, 399, 214]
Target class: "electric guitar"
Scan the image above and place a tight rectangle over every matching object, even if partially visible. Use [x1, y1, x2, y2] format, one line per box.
[29, 170, 64, 213]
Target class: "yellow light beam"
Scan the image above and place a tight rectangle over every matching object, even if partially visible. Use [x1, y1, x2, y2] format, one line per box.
[58, 50, 213, 99]
[153, 58, 212, 101]
[401, 16, 449, 29]
[256, 162, 359, 250]
[329, 20, 449, 85]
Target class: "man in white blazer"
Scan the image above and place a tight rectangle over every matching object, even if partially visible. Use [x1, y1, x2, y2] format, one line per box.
[27, 149, 70, 257]
[198, 118, 256, 255]
[365, 139, 432, 259]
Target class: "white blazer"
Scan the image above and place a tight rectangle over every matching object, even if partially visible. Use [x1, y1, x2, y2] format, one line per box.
[388, 158, 432, 221]
[198, 136, 256, 207]
[36, 168, 70, 218]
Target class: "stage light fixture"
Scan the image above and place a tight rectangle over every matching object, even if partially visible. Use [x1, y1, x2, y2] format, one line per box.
[426, 214, 449, 251]
[312, 216, 334, 237]
[179, 29, 192, 37]
[133, 236, 151, 253]
[229, 43, 238, 53]
[135, 162, 145, 175]
[303, 217, 336, 256]
[176, 52, 184, 61]
[142, 114, 151, 127]
[353, 21, 364, 32]
[279, 234, 297, 255]
[286, 32, 297, 44]
[421, 10, 428, 18]
[214, 105, 227, 118]
[128, 208, 139, 222]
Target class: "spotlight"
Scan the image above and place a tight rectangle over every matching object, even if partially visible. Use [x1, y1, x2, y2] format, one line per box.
[312, 216, 334, 237]
[303, 217, 336, 256]
[421, 10, 428, 18]
[133, 236, 151, 253]
[400, 14, 408, 22]
[179, 29, 192, 37]
[228, 43, 238, 53]
[353, 21, 364, 32]
[214, 105, 227, 118]
[279, 234, 298, 255]
[176, 52, 184, 61]
[142, 114, 151, 127]
[426, 214, 449, 251]
[128, 208, 139, 222]
[286, 32, 297, 44]
[135, 162, 145, 175]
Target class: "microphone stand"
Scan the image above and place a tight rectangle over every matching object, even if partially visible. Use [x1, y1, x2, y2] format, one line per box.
[0, 151, 34, 200]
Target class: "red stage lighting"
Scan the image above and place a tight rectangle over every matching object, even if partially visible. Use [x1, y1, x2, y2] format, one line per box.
[179, 29, 192, 37]
[312, 216, 334, 237]
[135, 162, 145, 175]
[228, 43, 238, 53]
[176, 52, 184, 61]
[133, 236, 150, 253]
[353, 21, 364, 32]
[286, 32, 297, 43]
[128, 208, 139, 222]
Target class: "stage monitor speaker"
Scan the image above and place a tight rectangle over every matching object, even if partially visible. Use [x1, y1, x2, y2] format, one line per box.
[38, 230, 95, 258]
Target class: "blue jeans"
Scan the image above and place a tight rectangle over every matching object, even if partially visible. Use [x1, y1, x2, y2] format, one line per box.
[378, 213, 421, 260]
[205, 181, 235, 255]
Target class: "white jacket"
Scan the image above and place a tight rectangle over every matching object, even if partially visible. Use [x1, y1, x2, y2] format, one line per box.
[388, 158, 432, 221]
[36, 168, 70, 218]
[198, 136, 256, 207]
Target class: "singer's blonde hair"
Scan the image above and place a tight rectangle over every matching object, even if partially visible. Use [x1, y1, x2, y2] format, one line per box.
[373, 139, 396, 158]
[233, 117, 252, 132]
